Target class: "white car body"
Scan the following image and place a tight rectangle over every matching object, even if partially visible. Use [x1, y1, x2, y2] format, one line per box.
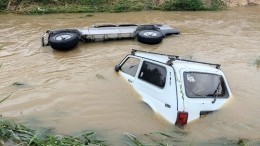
[115, 49, 232, 125]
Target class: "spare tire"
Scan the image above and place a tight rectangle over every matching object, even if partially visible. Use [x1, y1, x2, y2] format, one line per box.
[137, 30, 163, 45]
[49, 31, 79, 51]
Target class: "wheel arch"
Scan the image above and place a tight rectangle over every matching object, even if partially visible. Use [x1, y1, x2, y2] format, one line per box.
[142, 97, 159, 113]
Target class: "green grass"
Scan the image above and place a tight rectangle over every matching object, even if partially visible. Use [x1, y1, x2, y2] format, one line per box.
[0, 0, 227, 14]
[1, 119, 259, 145]
[0, 0, 8, 12]
[125, 130, 188, 146]
[161, 0, 227, 11]
[253, 56, 260, 68]
[25, 5, 99, 15]
[236, 138, 249, 146]
[125, 133, 145, 146]
[0, 118, 106, 146]
[124, 132, 256, 146]
[161, 0, 206, 11]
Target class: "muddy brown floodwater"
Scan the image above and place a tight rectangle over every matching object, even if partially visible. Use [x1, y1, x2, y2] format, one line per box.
[0, 6, 260, 145]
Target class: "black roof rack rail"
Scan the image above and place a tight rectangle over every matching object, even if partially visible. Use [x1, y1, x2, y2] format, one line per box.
[175, 58, 221, 69]
[131, 49, 221, 69]
[131, 49, 179, 59]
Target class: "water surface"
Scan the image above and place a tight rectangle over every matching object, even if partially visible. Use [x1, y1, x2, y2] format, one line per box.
[0, 6, 260, 145]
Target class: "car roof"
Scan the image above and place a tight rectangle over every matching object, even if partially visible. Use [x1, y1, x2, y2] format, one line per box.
[132, 50, 221, 73]
[134, 51, 170, 64]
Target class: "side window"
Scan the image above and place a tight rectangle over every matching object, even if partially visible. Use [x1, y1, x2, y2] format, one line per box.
[138, 61, 166, 88]
[121, 57, 140, 77]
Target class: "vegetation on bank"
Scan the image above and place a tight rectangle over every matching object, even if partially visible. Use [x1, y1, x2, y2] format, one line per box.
[1, 118, 258, 146]
[253, 56, 260, 68]
[0, 119, 106, 146]
[0, 0, 227, 14]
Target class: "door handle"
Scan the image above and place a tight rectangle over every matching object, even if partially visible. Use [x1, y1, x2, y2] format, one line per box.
[128, 79, 132, 83]
[165, 104, 171, 108]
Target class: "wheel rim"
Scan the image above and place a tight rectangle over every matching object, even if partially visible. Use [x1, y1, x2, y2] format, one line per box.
[143, 31, 158, 37]
[55, 34, 72, 41]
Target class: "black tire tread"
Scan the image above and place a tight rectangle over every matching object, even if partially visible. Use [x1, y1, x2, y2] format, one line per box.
[49, 31, 79, 51]
[137, 30, 163, 45]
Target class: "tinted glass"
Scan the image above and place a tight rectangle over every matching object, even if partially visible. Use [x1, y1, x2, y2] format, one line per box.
[121, 57, 140, 77]
[138, 61, 166, 88]
[184, 72, 228, 98]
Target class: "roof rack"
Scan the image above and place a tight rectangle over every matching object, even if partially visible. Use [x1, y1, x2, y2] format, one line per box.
[131, 49, 179, 59]
[131, 49, 221, 69]
[176, 58, 221, 69]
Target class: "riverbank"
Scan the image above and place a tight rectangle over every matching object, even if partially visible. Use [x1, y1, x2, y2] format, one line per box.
[0, 0, 228, 14]
[1, 118, 259, 145]
[0, 118, 106, 146]
[1, 0, 259, 15]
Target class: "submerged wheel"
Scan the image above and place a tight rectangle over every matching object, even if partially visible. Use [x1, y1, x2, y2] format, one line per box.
[49, 31, 79, 51]
[137, 30, 163, 45]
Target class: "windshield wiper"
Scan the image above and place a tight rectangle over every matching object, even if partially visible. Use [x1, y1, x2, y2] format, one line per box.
[212, 82, 221, 104]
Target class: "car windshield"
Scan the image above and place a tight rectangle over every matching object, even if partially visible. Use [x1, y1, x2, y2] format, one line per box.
[184, 72, 228, 98]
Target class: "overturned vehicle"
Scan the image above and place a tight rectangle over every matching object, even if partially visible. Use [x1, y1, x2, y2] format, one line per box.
[41, 24, 180, 51]
[115, 49, 232, 125]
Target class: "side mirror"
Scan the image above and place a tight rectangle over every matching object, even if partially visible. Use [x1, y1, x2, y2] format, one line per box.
[115, 65, 121, 72]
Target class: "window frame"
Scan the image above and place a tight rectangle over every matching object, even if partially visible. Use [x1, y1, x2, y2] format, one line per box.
[120, 56, 141, 77]
[183, 71, 229, 99]
[138, 61, 167, 89]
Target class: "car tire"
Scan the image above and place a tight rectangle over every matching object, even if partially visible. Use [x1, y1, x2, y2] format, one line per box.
[49, 31, 79, 51]
[137, 30, 163, 45]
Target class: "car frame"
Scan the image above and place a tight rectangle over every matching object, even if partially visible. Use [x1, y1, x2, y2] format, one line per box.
[41, 24, 180, 51]
[115, 49, 232, 125]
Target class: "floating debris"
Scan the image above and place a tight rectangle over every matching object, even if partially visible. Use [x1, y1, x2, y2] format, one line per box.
[96, 74, 105, 79]
[0, 94, 12, 104]
[12, 82, 25, 86]
[253, 56, 260, 68]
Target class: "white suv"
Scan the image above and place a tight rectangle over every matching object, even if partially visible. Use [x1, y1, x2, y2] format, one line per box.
[115, 49, 232, 125]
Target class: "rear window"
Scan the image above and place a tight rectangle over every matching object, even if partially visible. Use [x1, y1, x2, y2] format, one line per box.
[184, 72, 228, 98]
[138, 61, 166, 88]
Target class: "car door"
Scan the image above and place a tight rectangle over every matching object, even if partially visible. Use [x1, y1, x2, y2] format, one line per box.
[132, 60, 178, 124]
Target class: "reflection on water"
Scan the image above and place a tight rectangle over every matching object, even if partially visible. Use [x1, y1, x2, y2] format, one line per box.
[0, 6, 260, 144]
